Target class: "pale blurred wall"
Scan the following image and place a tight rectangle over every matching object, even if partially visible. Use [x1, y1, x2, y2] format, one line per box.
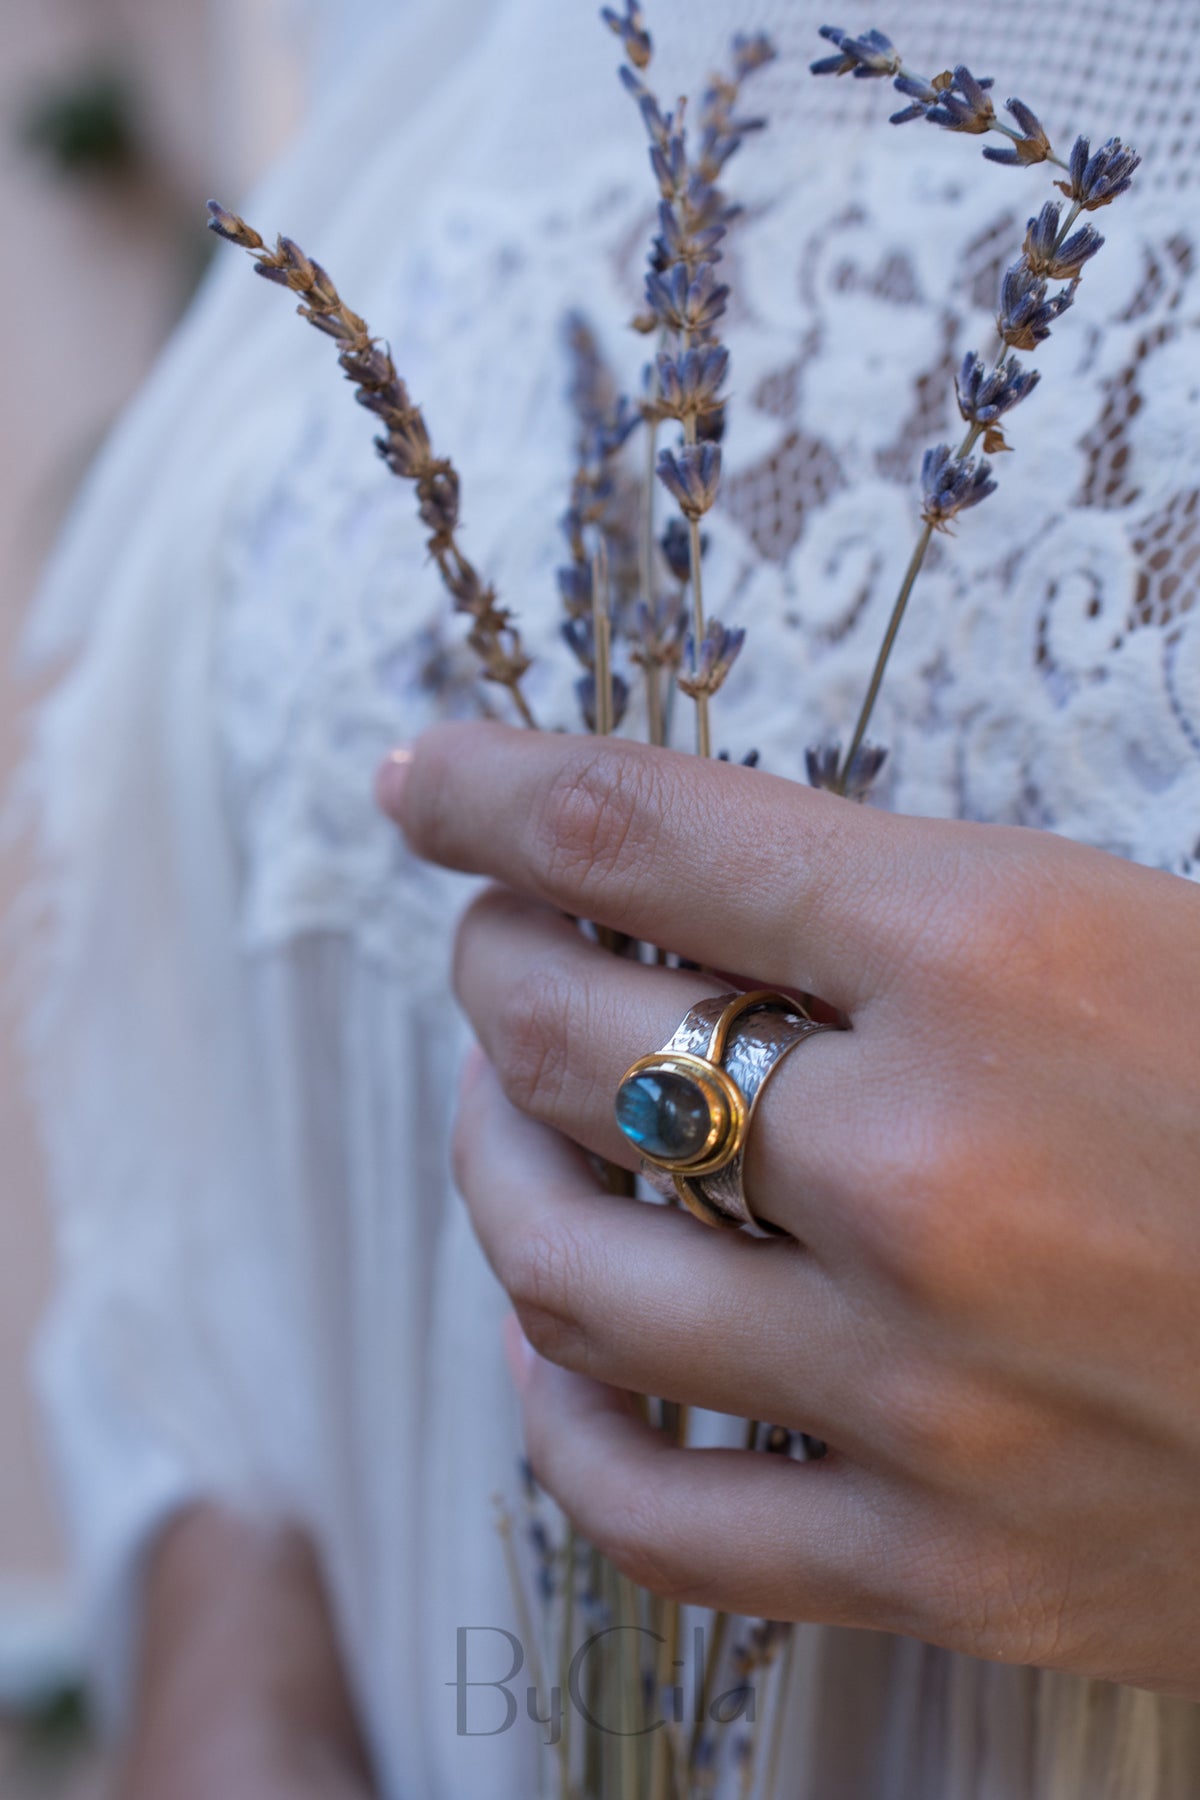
[0, 0, 308, 1694]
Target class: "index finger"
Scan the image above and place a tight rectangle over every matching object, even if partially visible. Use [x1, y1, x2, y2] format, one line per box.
[378, 721, 912, 1008]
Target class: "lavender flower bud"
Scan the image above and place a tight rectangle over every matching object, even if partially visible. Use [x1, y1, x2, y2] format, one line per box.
[955, 351, 1040, 427]
[601, 1, 651, 70]
[618, 64, 670, 146]
[252, 262, 294, 290]
[806, 742, 888, 800]
[660, 517, 693, 584]
[656, 344, 730, 421]
[982, 96, 1054, 166]
[576, 671, 630, 733]
[997, 257, 1076, 351]
[656, 200, 727, 270]
[685, 176, 739, 234]
[1023, 202, 1104, 279]
[810, 26, 900, 80]
[677, 618, 745, 699]
[277, 236, 315, 284]
[925, 64, 996, 135]
[416, 466, 460, 537]
[561, 614, 595, 667]
[657, 442, 722, 519]
[632, 589, 686, 668]
[920, 444, 997, 530]
[1057, 134, 1141, 210]
[889, 72, 939, 125]
[206, 199, 263, 249]
[377, 412, 433, 478]
[645, 262, 729, 336]
[732, 32, 777, 80]
[649, 132, 689, 200]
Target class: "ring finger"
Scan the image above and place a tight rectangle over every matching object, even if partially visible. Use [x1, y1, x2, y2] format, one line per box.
[454, 884, 870, 1250]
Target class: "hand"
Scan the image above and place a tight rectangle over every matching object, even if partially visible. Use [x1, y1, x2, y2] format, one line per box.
[121, 1508, 377, 1800]
[379, 722, 1200, 1699]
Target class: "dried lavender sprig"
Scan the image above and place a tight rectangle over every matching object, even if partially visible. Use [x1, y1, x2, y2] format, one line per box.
[611, 18, 775, 757]
[812, 29, 1070, 172]
[206, 201, 537, 728]
[806, 47, 1140, 796]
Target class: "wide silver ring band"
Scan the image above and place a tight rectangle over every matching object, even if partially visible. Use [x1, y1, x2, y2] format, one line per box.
[630, 990, 833, 1231]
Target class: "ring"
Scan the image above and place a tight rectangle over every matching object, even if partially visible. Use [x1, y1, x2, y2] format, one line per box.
[614, 989, 832, 1230]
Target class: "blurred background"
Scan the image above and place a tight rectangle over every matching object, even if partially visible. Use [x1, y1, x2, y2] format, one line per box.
[0, 0, 311, 1788]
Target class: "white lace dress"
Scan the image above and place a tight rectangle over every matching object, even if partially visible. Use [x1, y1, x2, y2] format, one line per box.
[21, 1, 1200, 1794]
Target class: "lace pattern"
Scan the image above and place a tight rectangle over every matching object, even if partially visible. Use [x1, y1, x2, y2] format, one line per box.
[214, 18, 1200, 974]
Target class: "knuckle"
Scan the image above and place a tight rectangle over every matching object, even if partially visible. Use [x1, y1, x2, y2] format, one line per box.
[853, 1114, 974, 1303]
[529, 746, 664, 918]
[903, 829, 1076, 1002]
[503, 1221, 593, 1369]
[590, 1484, 698, 1606]
[871, 1365, 983, 1476]
[493, 967, 575, 1121]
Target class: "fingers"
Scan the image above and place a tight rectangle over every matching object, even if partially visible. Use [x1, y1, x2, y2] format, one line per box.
[454, 1060, 882, 1447]
[453, 886, 868, 1247]
[507, 1341, 896, 1628]
[379, 722, 925, 1011]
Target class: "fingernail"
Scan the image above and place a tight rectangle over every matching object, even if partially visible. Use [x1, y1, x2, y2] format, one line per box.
[374, 746, 413, 817]
[502, 1313, 537, 1396]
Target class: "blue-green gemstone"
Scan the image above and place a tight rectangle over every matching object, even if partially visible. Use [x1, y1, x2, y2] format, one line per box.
[615, 1068, 714, 1162]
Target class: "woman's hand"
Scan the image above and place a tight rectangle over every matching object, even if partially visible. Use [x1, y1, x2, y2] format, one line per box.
[378, 722, 1200, 1699]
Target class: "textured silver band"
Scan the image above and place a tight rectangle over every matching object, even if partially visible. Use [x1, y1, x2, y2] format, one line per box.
[643, 994, 832, 1229]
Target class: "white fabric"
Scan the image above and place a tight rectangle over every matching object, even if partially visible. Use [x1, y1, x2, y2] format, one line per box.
[18, 0, 1200, 1793]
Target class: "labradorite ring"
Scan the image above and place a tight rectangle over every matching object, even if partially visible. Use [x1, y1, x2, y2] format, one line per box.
[614, 989, 831, 1230]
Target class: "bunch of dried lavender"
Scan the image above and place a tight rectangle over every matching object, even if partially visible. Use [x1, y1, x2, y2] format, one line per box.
[808, 30, 1139, 797]
[205, 202, 537, 728]
[605, 5, 774, 755]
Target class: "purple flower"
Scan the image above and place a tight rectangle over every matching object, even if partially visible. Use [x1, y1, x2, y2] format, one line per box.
[1057, 134, 1141, 210]
[997, 257, 1076, 351]
[657, 442, 722, 518]
[732, 32, 777, 80]
[678, 618, 745, 698]
[601, 2, 651, 70]
[1022, 201, 1104, 279]
[810, 26, 900, 79]
[982, 96, 1054, 166]
[576, 671, 630, 733]
[659, 517, 693, 585]
[645, 261, 729, 337]
[806, 742, 888, 800]
[924, 64, 996, 135]
[955, 351, 1040, 426]
[889, 72, 940, 125]
[618, 64, 671, 146]
[656, 344, 729, 420]
[920, 444, 997, 529]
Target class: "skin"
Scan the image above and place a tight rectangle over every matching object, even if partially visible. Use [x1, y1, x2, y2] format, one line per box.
[122, 1507, 376, 1800]
[377, 719, 1200, 1701]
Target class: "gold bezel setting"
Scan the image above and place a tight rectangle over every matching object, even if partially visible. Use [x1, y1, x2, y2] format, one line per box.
[615, 1051, 748, 1176]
